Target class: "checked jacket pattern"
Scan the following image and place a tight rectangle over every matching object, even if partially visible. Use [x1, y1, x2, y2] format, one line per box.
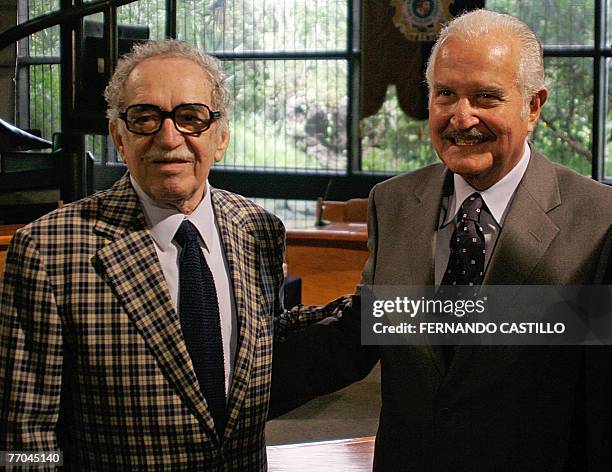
[0, 173, 340, 471]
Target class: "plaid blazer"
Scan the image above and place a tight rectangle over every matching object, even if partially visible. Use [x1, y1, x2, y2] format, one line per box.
[0, 173, 337, 471]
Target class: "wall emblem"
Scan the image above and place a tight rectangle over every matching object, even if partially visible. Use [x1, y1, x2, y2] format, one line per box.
[391, 0, 453, 41]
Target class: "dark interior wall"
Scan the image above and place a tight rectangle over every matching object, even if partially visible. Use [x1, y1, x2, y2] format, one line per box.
[0, 0, 17, 122]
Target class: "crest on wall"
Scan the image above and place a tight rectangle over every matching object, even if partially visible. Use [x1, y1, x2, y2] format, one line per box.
[391, 0, 454, 41]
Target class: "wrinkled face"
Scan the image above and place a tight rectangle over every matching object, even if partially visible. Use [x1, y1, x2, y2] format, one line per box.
[428, 33, 546, 190]
[109, 56, 229, 213]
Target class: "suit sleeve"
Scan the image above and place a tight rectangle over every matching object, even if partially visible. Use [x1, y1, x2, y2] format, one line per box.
[269, 187, 381, 418]
[0, 230, 63, 451]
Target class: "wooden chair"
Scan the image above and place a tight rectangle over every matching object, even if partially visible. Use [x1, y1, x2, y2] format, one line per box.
[316, 198, 368, 224]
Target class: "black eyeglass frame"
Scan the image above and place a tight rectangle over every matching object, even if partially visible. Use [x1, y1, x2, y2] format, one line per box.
[118, 103, 222, 136]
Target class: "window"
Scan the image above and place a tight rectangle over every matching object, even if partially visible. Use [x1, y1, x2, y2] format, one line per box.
[15, 1, 611, 228]
[16, 0, 60, 141]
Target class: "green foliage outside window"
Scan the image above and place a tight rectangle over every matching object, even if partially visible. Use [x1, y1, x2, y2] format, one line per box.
[22, 0, 607, 179]
[363, 1, 596, 177]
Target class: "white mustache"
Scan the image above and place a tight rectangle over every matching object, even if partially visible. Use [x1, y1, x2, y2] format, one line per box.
[144, 149, 195, 163]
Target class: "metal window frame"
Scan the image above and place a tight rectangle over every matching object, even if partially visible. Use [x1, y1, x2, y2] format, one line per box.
[15, 0, 612, 201]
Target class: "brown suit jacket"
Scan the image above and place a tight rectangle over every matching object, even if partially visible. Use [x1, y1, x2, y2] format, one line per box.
[272, 149, 612, 471]
[0, 173, 333, 471]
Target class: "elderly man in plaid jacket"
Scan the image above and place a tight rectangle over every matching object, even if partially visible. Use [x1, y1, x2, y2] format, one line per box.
[0, 40, 341, 470]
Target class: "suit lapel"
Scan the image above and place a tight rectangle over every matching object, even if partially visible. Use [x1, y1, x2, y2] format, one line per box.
[211, 190, 261, 442]
[484, 150, 561, 285]
[408, 166, 450, 375]
[401, 165, 450, 285]
[92, 174, 220, 442]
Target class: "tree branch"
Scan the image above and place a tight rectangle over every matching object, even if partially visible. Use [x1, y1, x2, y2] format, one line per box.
[539, 114, 592, 162]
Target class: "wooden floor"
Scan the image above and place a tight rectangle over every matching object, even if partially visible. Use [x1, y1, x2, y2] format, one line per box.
[267, 437, 375, 472]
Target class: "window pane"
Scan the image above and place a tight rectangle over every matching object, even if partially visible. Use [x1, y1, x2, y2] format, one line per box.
[605, 58, 612, 179]
[361, 87, 436, 174]
[85, 134, 115, 164]
[28, 25, 60, 56]
[20, 3, 59, 72]
[251, 198, 316, 229]
[29, 64, 60, 140]
[488, 1, 594, 46]
[27, 0, 59, 18]
[220, 59, 348, 173]
[118, 1, 167, 40]
[531, 57, 592, 176]
[176, 0, 347, 52]
[609, 0, 612, 47]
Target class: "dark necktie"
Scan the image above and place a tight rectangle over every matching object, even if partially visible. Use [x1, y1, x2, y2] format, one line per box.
[174, 220, 226, 435]
[440, 193, 486, 366]
[441, 192, 486, 287]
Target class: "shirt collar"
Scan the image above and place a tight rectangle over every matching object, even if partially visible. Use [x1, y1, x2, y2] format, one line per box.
[130, 175, 215, 252]
[443, 140, 531, 227]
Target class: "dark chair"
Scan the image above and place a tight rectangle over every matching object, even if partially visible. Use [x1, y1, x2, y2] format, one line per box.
[0, 118, 59, 224]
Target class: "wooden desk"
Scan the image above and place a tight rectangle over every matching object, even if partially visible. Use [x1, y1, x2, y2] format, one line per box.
[0, 224, 23, 276]
[286, 223, 368, 305]
[2, 222, 370, 303]
[267, 436, 375, 472]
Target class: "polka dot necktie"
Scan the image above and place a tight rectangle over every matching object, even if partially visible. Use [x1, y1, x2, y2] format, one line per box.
[441, 192, 486, 287]
[440, 193, 486, 367]
[174, 220, 226, 436]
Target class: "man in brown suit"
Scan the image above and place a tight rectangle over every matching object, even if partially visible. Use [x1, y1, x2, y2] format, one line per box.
[0, 40, 338, 470]
[272, 10, 612, 471]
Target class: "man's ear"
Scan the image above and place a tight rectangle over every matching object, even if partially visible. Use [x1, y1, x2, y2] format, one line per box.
[527, 87, 548, 133]
[213, 128, 230, 163]
[109, 120, 126, 161]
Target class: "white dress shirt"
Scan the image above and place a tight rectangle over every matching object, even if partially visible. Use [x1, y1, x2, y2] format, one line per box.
[434, 141, 532, 286]
[131, 177, 237, 395]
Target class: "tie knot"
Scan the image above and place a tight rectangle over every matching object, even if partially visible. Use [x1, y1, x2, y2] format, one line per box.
[174, 220, 200, 247]
[459, 193, 484, 223]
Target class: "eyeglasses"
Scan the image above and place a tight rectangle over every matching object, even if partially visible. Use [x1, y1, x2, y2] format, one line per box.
[119, 103, 222, 135]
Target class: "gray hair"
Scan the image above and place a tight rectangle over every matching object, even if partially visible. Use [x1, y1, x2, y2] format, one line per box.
[104, 39, 230, 134]
[425, 9, 545, 111]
